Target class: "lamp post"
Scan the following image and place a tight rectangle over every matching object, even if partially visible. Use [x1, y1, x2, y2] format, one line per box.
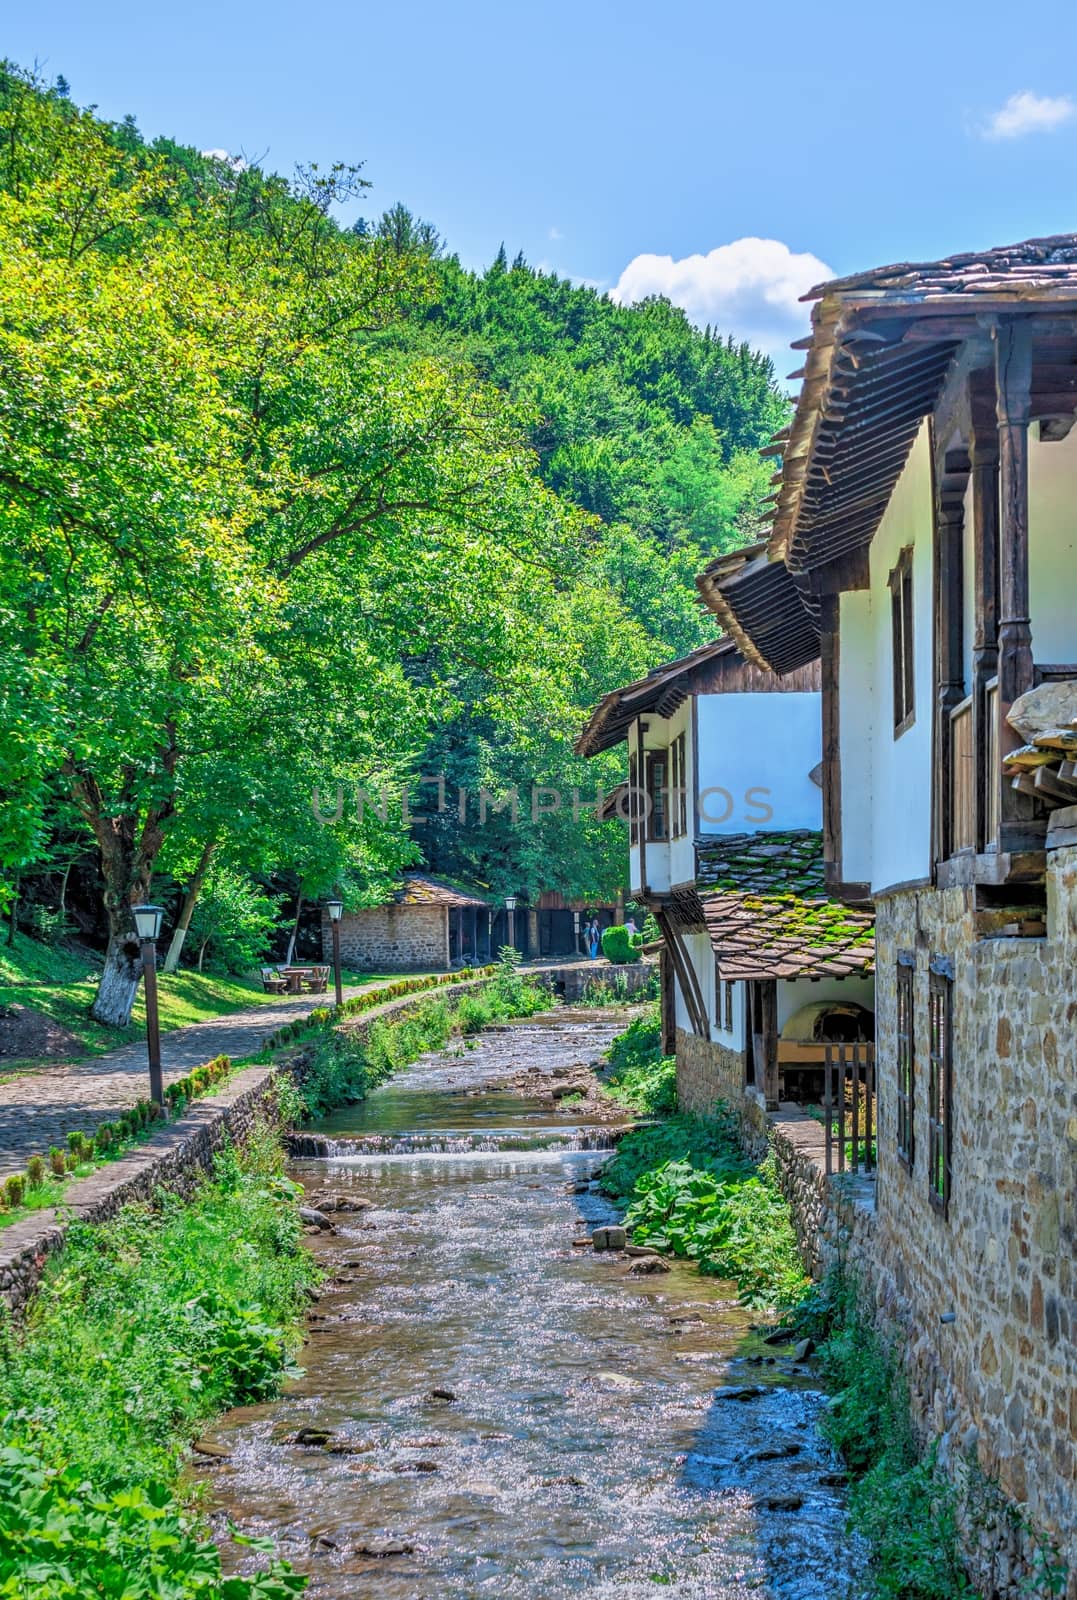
[324, 897, 344, 1008]
[132, 904, 165, 1109]
[505, 895, 517, 956]
[573, 909, 581, 956]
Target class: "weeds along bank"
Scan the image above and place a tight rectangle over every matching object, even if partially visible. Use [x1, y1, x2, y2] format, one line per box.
[0, 1119, 313, 1598]
[0, 962, 555, 1598]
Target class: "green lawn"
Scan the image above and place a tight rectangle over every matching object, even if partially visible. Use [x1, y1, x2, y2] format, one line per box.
[0, 936, 383, 1067]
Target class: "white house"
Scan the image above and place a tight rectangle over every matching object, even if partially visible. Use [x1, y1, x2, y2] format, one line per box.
[710, 234, 1077, 1588]
[577, 633, 875, 1112]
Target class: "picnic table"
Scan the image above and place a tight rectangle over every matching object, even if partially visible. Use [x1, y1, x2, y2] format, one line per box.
[261, 965, 330, 995]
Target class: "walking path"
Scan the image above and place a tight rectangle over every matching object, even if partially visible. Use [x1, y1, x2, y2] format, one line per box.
[0, 978, 396, 1178]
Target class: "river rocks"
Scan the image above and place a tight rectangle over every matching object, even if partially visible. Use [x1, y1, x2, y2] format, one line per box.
[358, 1539, 415, 1558]
[626, 1254, 670, 1275]
[591, 1225, 627, 1251]
[590, 1371, 639, 1390]
[307, 1191, 373, 1213]
[428, 1386, 457, 1402]
[761, 1493, 804, 1512]
[746, 1442, 802, 1462]
[762, 1328, 793, 1347]
[392, 1459, 440, 1473]
[299, 1207, 335, 1231]
[295, 1426, 335, 1447]
[190, 1438, 232, 1460]
[792, 1337, 816, 1361]
[714, 1384, 768, 1402]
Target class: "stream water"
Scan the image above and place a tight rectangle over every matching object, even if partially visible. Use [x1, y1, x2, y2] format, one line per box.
[204, 1009, 867, 1599]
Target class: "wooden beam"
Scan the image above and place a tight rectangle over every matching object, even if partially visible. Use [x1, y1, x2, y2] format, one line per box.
[994, 320, 1037, 830]
[820, 592, 843, 892]
[969, 371, 1001, 852]
[931, 415, 967, 867]
[655, 910, 708, 1039]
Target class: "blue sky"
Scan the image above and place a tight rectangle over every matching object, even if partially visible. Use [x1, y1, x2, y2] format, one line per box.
[6, 0, 1077, 369]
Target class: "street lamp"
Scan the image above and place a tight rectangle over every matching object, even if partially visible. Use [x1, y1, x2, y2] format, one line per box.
[132, 904, 165, 1109]
[324, 897, 344, 1008]
[573, 909, 581, 955]
[505, 895, 517, 955]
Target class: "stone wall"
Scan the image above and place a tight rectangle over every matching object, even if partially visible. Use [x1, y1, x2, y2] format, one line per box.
[324, 904, 448, 972]
[0, 1062, 283, 1314]
[675, 1027, 748, 1115]
[762, 848, 1075, 1597]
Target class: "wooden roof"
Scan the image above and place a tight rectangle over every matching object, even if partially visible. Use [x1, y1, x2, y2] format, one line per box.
[697, 546, 821, 675]
[767, 233, 1077, 581]
[692, 233, 1077, 670]
[576, 636, 818, 759]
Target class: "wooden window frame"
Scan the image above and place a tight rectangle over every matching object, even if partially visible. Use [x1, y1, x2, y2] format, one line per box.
[895, 954, 915, 1170]
[645, 749, 669, 842]
[669, 732, 688, 839]
[889, 545, 916, 738]
[927, 963, 953, 1214]
[628, 751, 641, 847]
[723, 979, 734, 1034]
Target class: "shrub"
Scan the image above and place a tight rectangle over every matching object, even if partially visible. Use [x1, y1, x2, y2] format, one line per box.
[187, 866, 282, 973]
[25, 1154, 45, 1189]
[94, 1123, 114, 1153]
[66, 1130, 83, 1156]
[600, 924, 642, 964]
[3, 1174, 25, 1208]
[602, 1005, 676, 1116]
[48, 1147, 66, 1178]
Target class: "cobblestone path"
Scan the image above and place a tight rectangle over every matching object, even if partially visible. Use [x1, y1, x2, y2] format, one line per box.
[0, 980, 387, 1177]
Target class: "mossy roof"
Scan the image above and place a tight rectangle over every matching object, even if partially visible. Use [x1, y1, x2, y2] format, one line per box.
[697, 831, 875, 980]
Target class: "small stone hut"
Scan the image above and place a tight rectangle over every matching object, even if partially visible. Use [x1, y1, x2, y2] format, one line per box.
[322, 876, 492, 974]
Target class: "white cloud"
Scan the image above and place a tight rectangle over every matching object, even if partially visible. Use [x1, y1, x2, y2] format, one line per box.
[983, 91, 1076, 140]
[548, 224, 563, 240]
[610, 237, 832, 372]
[200, 148, 249, 171]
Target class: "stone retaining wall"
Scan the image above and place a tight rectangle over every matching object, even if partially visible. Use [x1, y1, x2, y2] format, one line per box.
[325, 903, 448, 972]
[674, 1027, 747, 1115]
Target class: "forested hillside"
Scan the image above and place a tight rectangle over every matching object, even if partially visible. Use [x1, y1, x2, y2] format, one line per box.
[0, 64, 787, 1018]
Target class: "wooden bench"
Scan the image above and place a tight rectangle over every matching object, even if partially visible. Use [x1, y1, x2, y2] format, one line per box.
[260, 967, 289, 994]
[302, 966, 330, 994]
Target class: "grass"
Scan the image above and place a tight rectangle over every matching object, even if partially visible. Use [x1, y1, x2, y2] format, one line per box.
[0, 934, 383, 1065]
[599, 1002, 676, 1116]
[0, 1118, 314, 1597]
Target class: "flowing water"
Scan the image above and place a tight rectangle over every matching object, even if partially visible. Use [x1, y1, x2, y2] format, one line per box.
[205, 1009, 867, 1599]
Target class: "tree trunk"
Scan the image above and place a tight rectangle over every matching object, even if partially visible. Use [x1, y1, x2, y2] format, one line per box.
[197, 939, 209, 972]
[163, 839, 217, 973]
[6, 873, 17, 947]
[285, 892, 304, 965]
[91, 931, 145, 1027]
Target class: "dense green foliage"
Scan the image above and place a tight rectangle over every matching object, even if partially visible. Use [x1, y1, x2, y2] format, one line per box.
[599, 924, 643, 964]
[600, 1109, 808, 1308]
[0, 1124, 316, 1597]
[600, 1004, 676, 1116]
[295, 959, 549, 1118]
[0, 63, 787, 991]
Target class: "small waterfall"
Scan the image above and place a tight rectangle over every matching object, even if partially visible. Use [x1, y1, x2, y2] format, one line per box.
[287, 1127, 620, 1158]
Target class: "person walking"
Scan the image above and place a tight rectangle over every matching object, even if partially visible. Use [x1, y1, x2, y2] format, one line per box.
[587, 917, 601, 959]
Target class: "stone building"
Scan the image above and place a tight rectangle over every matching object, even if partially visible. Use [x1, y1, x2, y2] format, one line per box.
[707, 235, 1077, 1594]
[322, 875, 492, 973]
[576, 637, 876, 1114]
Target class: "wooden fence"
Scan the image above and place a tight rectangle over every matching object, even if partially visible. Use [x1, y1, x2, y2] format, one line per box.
[823, 1042, 876, 1175]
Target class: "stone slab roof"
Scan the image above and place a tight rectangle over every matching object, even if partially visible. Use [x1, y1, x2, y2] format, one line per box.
[392, 875, 489, 909]
[696, 831, 875, 981]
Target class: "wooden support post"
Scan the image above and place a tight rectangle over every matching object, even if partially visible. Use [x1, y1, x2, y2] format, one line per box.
[970, 373, 1000, 851]
[753, 979, 779, 1109]
[659, 948, 676, 1056]
[820, 592, 843, 891]
[994, 320, 1036, 828]
[932, 439, 967, 865]
[635, 719, 648, 895]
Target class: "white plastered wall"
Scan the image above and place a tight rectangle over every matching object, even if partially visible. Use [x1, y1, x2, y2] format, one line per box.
[838, 587, 875, 887]
[1028, 424, 1077, 666]
[695, 692, 822, 835]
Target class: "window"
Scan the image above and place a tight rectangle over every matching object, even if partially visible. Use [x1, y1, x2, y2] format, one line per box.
[895, 956, 915, 1169]
[669, 732, 688, 839]
[889, 545, 915, 735]
[927, 963, 953, 1212]
[646, 750, 668, 841]
[724, 980, 735, 1033]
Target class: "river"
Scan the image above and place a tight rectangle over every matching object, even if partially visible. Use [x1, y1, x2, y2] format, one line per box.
[203, 1008, 868, 1599]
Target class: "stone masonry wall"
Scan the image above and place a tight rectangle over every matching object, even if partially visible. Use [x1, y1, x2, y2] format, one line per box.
[325, 904, 447, 972]
[866, 862, 1076, 1591]
[675, 1027, 747, 1116]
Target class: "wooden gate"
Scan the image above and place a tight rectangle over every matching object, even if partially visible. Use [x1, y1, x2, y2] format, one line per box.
[823, 1042, 876, 1175]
